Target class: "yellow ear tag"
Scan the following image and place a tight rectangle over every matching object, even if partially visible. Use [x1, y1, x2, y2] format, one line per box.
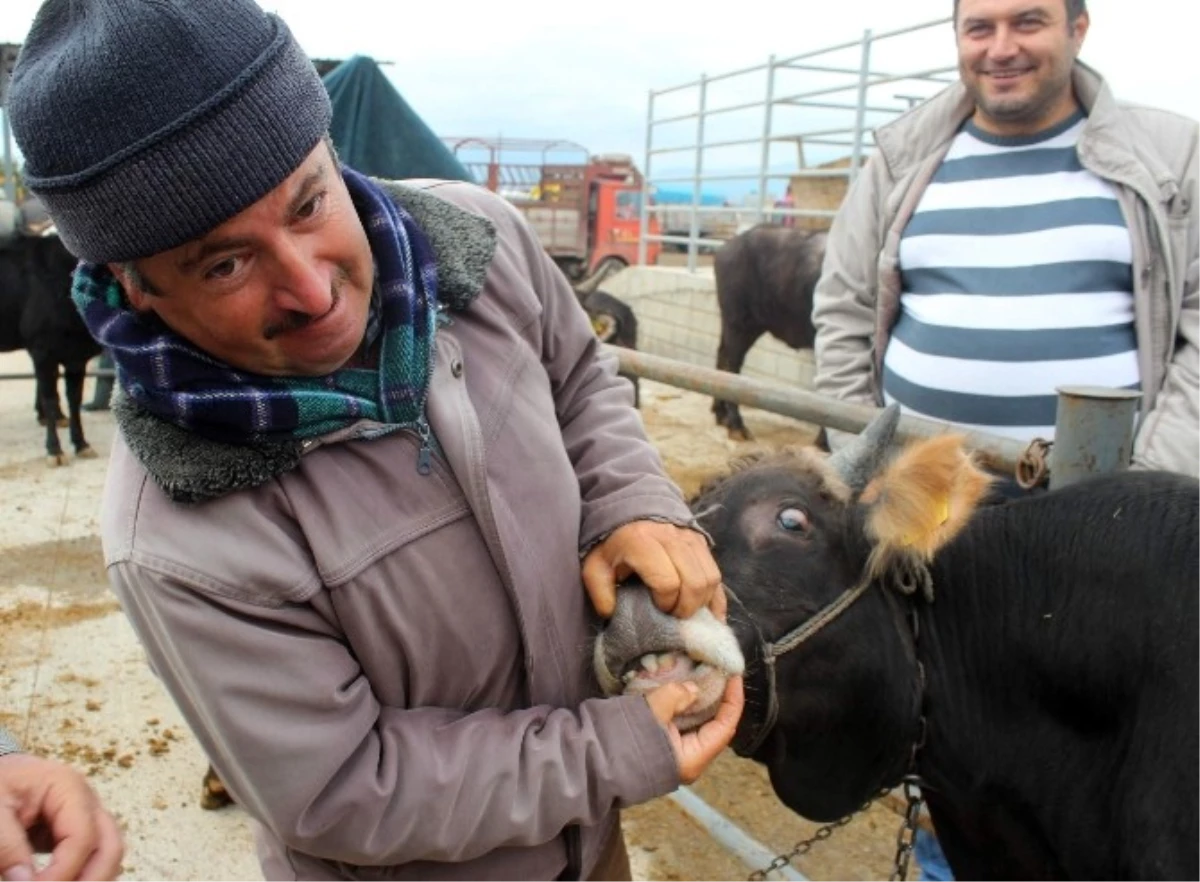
[901, 497, 951, 547]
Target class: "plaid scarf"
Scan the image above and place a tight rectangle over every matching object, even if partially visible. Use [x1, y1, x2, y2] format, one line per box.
[72, 168, 439, 445]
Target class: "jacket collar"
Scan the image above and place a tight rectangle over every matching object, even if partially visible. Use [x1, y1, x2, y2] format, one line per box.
[115, 179, 497, 504]
[873, 61, 1177, 200]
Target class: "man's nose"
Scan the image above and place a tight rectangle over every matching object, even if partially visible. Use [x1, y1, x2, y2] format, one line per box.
[269, 239, 331, 315]
[987, 25, 1019, 61]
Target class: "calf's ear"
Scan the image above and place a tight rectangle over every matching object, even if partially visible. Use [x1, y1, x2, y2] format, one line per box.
[858, 434, 992, 568]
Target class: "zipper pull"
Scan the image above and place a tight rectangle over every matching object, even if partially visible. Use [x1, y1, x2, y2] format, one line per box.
[416, 419, 433, 476]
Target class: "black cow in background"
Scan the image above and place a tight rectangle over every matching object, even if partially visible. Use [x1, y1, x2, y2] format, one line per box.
[579, 288, 640, 408]
[712, 225, 826, 440]
[0, 226, 101, 465]
[596, 407, 1199, 879]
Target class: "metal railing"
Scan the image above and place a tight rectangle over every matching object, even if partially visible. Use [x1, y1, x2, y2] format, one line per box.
[637, 17, 955, 271]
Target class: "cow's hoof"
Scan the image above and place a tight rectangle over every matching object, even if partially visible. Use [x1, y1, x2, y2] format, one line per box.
[46, 453, 68, 467]
[728, 427, 754, 442]
[76, 446, 99, 460]
[200, 767, 234, 810]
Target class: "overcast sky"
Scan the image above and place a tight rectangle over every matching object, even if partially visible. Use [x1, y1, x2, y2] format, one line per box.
[4, 0, 1197, 198]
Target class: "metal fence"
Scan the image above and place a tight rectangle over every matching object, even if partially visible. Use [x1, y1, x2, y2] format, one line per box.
[636, 17, 956, 271]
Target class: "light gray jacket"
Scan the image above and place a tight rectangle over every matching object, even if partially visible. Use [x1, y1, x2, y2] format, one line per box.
[813, 62, 1198, 476]
[102, 180, 691, 880]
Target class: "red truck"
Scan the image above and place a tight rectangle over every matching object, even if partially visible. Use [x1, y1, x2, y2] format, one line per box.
[443, 137, 661, 287]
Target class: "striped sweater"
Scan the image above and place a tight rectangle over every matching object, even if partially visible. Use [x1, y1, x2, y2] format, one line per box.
[882, 110, 1140, 441]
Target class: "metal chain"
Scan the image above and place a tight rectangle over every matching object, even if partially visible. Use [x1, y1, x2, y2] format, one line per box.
[748, 798, 875, 881]
[748, 586, 933, 882]
[889, 777, 927, 881]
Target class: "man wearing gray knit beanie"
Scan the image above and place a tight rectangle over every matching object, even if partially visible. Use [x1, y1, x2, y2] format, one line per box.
[9, 2, 743, 881]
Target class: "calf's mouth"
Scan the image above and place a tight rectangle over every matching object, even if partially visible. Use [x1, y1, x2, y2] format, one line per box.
[594, 585, 745, 731]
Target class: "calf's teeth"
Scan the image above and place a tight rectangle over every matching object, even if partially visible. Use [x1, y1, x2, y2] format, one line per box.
[641, 653, 659, 673]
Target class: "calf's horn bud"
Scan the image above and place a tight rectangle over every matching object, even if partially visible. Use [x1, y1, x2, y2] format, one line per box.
[827, 403, 901, 493]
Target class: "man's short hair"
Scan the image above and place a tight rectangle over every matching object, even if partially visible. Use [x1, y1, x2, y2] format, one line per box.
[953, 0, 1087, 24]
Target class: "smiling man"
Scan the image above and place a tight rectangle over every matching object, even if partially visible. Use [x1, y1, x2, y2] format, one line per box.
[813, 0, 1198, 483]
[813, 1, 1197, 875]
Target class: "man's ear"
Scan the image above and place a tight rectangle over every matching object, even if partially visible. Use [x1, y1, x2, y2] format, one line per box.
[107, 262, 151, 311]
[858, 434, 992, 569]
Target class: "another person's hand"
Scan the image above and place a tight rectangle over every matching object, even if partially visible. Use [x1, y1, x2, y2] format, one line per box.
[583, 521, 725, 620]
[644, 677, 744, 784]
[0, 754, 123, 881]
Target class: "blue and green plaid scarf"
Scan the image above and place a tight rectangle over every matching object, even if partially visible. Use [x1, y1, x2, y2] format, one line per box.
[72, 168, 439, 445]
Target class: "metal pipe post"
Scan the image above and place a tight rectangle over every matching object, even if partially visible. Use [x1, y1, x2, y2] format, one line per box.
[2, 110, 15, 203]
[849, 29, 873, 186]
[688, 76, 708, 273]
[604, 345, 1029, 471]
[639, 89, 655, 267]
[756, 56, 777, 225]
[668, 787, 808, 881]
[1048, 386, 1142, 490]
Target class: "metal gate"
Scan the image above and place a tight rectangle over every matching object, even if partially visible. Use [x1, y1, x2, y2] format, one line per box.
[636, 17, 957, 271]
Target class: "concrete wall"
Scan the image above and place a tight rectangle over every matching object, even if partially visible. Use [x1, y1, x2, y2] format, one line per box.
[602, 266, 815, 388]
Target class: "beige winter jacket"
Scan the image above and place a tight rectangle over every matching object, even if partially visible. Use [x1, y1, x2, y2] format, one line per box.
[101, 180, 693, 880]
[813, 62, 1198, 476]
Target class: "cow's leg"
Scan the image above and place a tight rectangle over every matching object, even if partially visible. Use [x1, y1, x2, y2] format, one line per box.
[201, 763, 235, 810]
[31, 366, 67, 427]
[713, 327, 761, 441]
[34, 358, 67, 466]
[63, 362, 96, 459]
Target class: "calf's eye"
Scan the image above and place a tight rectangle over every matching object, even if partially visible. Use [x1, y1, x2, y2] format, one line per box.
[777, 507, 810, 532]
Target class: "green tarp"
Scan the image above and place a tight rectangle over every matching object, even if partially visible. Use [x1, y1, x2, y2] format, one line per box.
[322, 56, 474, 184]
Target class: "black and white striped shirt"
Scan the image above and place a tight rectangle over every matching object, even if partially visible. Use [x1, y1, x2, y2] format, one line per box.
[882, 111, 1140, 441]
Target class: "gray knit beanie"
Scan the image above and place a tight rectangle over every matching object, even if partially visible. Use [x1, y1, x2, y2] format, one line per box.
[8, 0, 332, 263]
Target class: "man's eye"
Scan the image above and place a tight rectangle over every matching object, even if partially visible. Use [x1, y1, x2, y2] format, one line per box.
[206, 257, 240, 280]
[296, 193, 325, 220]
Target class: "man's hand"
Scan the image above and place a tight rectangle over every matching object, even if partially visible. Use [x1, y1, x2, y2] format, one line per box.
[0, 754, 124, 881]
[644, 678, 744, 784]
[583, 521, 725, 620]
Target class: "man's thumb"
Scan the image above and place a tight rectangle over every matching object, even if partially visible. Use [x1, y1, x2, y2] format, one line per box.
[645, 682, 700, 727]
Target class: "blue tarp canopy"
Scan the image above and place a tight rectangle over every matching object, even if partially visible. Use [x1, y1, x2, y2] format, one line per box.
[651, 187, 727, 206]
[322, 56, 474, 184]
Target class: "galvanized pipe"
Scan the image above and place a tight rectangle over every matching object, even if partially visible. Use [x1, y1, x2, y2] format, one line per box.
[0, 370, 115, 381]
[1048, 385, 1142, 490]
[850, 31, 873, 185]
[669, 787, 808, 881]
[1, 109, 14, 203]
[757, 56, 777, 226]
[687, 75, 708, 274]
[638, 88, 654, 267]
[603, 345, 1029, 472]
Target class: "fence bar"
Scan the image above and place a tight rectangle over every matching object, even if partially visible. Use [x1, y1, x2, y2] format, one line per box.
[638, 88, 654, 267]
[849, 30, 873, 185]
[871, 15, 953, 40]
[1048, 386, 1142, 490]
[668, 787, 808, 881]
[2, 110, 14, 203]
[688, 76, 708, 273]
[653, 60, 773, 97]
[0, 370, 115, 381]
[602, 346, 1029, 471]
[647, 204, 837, 217]
[757, 56, 777, 224]
[778, 65, 956, 103]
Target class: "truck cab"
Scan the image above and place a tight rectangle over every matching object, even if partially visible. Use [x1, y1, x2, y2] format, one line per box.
[445, 138, 660, 285]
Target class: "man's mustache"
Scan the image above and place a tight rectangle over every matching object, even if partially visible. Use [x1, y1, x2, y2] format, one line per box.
[263, 268, 351, 340]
